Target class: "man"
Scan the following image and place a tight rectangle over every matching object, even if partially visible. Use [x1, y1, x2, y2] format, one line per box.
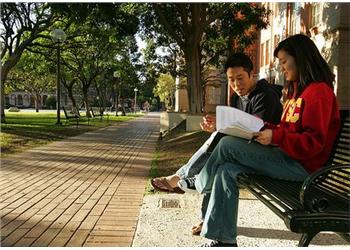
[151, 52, 283, 234]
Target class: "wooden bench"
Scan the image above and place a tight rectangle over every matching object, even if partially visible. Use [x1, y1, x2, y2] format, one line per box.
[62, 106, 80, 127]
[237, 109, 350, 247]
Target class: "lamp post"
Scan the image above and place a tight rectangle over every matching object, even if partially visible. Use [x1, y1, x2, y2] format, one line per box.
[134, 87, 138, 113]
[51, 29, 66, 125]
[113, 71, 120, 116]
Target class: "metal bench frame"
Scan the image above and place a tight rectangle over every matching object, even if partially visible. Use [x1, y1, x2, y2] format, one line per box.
[237, 110, 350, 246]
[62, 106, 80, 127]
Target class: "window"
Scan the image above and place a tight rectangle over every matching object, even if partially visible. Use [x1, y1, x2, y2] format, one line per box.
[24, 95, 29, 105]
[17, 95, 23, 106]
[312, 3, 321, 26]
[290, 3, 296, 35]
[5, 96, 9, 106]
[265, 40, 270, 66]
[274, 35, 279, 49]
[11, 94, 16, 104]
[274, 2, 278, 15]
[260, 43, 265, 68]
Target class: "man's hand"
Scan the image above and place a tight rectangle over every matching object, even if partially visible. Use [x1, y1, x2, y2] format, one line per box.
[200, 114, 216, 133]
[252, 129, 273, 145]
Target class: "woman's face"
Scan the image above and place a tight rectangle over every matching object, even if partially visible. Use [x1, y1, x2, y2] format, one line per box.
[277, 50, 298, 82]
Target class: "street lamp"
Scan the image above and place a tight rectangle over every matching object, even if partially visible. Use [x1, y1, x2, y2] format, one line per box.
[134, 87, 138, 113]
[51, 28, 66, 125]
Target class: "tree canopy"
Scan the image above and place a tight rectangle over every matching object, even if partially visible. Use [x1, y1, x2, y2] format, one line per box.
[139, 3, 269, 114]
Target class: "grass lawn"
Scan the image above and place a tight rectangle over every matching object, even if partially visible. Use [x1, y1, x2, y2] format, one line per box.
[0, 110, 143, 157]
[146, 122, 211, 193]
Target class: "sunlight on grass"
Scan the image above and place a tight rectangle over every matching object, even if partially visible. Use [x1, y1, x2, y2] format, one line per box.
[1, 111, 143, 157]
[145, 151, 160, 195]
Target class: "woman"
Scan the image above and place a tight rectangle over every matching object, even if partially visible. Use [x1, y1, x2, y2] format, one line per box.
[194, 34, 340, 247]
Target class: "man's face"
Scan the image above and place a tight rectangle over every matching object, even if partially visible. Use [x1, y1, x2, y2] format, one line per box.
[227, 67, 255, 96]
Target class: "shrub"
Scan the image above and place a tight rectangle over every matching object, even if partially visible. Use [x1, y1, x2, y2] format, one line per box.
[45, 96, 56, 109]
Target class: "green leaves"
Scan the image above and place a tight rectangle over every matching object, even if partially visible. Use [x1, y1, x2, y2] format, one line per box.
[153, 73, 176, 109]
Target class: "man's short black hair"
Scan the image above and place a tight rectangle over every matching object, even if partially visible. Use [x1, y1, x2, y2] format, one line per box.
[224, 52, 253, 75]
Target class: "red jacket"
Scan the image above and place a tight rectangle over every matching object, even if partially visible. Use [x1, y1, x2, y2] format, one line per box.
[268, 82, 340, 174]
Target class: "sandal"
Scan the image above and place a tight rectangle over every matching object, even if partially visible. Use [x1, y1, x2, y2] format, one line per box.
[151, 177, 185, 194]
[191, 221, 203, 235]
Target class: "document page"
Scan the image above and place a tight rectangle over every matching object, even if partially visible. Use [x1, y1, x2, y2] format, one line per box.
[216, 106, 264, 139]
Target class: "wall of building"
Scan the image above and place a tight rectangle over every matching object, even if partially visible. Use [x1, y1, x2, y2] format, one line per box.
[5, 91, 72, 109]
[257, 2, 349, 108]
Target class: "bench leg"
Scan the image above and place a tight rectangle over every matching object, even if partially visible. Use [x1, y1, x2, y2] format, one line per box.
[298, 231, 318, 247]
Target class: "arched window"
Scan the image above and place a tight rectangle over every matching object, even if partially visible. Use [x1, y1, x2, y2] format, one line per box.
[17, 95, 23, 106]
[11, 94, 16, 105]
[5, 96, 10, 106]
[23, 95, 29, 106]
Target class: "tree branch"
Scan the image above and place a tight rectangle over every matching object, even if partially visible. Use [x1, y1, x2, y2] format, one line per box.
[153, 4, 185, 49]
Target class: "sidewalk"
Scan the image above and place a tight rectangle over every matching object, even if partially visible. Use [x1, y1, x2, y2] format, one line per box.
[133, 191, 348, 247]
[0, 113, 159, 247]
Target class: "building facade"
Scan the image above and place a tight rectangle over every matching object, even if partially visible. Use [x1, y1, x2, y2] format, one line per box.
[199, 2, 350, 113]
[257, 2, 350, 108]
[5, 91, 74, 109]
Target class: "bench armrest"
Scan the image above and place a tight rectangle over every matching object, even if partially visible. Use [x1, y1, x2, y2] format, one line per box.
[300, 164, 350, 213]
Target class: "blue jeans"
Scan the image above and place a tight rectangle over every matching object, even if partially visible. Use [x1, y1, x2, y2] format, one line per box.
[195, 136, 309, 243]
[176, 131, 219, 179]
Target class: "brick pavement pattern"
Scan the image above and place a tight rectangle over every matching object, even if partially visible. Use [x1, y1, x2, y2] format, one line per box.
[0, 113, 160, 247]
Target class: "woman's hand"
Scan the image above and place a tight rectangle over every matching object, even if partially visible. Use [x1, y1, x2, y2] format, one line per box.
[200, 114, 216, 133]
[252, 129, 273, 145]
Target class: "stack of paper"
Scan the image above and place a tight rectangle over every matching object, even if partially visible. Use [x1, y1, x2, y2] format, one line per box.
[216, 106, 264, 139]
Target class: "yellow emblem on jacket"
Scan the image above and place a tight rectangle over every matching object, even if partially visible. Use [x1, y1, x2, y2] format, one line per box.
[282, 98, 303, 123]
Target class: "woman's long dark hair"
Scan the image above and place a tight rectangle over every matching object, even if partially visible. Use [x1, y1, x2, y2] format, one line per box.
[273, 34, 335, 98]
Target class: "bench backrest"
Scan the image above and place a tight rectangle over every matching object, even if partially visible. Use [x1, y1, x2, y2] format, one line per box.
[90, 107, 103, 116]
[301, 110, 350, 212]
[327, 110, 350, 166]
[62, 106, 79, 118]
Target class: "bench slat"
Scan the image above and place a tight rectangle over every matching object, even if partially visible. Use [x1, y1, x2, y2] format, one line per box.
[241, 175, 303, 210]
[328, 171, 350, 183]
[314, 181, 349, 199]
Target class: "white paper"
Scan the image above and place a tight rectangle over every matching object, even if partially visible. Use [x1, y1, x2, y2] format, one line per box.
[216, 106, 264, 139]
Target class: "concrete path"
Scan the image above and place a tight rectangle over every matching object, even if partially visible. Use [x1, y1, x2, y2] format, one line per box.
[0, 113, 159, 247]
[133, 192, 349, 247]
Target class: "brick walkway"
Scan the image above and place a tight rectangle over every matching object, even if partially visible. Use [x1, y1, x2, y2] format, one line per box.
[0, 113, 159, 247]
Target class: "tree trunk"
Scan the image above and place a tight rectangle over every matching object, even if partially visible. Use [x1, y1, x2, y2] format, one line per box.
[82, 87, 91, 118]
[67, 88, 78, 115]
[1, 61, 13, 123]
[115, 86, 119, 116]
[185, 41, 203, 114]
[1, 38, 35, 123]
[35, 93, 40, 112]
[1, 73, 5, 123]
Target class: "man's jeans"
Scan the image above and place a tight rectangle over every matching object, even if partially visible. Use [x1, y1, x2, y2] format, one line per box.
[195, 136, 309, 243]
[175, 131, 220, 179]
